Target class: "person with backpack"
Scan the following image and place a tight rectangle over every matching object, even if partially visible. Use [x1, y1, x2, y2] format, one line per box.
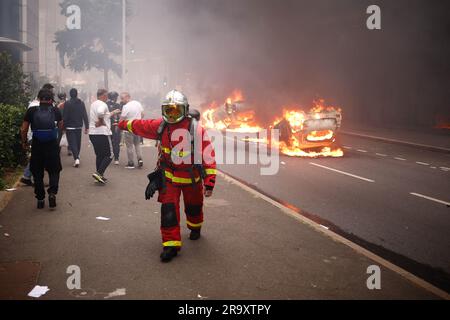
[21, 88, 63, 210]
[118, 90, 217, 263]
[63, 88, 89, 168]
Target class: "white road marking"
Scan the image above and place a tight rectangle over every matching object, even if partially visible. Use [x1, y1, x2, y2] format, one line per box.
[343, 146, 352, 150]
[394, 157, 407, 161]
[440, 167, 450, 172]
[376, 153, 388, 157]
[430, 167, 437, 169]
[416, 162, 430, 166]
[309, 163, 375, 183]
[410, 193, 450, 207]
[218, 171, 450, 300]
[357, 149, 368, 153]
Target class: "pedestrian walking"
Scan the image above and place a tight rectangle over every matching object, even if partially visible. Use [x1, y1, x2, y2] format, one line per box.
[20, 88, 63, 210]
[21, 83, 56, 187]
[107, 91, 122, 165]
[63, 88, 89, 168]
[89, 89, 121, 184]
[120, 92, 144, 169]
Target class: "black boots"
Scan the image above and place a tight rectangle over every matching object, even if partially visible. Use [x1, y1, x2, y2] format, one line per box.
[189, 229, 201, 241]
[160, 247, 178, 263]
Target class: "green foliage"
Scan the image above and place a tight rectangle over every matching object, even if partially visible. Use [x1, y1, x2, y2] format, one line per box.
[0, 104, 27, 173]
[54, 0, 132, 78]
[0, 52, 31, 107]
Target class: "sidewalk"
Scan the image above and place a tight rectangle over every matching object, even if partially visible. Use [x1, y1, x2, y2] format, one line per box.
[0, 141, 446, 300]
[341, 124, 450, 153]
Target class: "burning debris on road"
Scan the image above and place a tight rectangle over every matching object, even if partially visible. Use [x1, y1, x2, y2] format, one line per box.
[202, 93, 344, 158]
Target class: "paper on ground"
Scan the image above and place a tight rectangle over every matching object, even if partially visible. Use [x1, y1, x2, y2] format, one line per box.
[104, 288, 126, 299]
[28, 286, 50, 298]
[96, 217, 111, 221]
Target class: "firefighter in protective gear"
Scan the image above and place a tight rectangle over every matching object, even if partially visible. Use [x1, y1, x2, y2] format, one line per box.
[119, 90, 216, 263]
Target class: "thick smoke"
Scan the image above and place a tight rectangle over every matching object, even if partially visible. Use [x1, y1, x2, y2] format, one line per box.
[128, 0, 450, 127]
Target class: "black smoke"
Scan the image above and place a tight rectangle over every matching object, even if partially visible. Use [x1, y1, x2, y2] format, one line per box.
[129, 0, 450, 127]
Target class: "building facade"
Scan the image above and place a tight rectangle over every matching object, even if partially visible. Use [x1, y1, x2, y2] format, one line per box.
[0, 0, 39, 80]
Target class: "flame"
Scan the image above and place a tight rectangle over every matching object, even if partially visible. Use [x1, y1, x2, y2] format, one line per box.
[230, 89, 244, 102]
[274, 100, 344, 158]
[203, 94, 344, 158]
[201, 90, 262, 132]
[306, 130, 334, 142]
[280, 144, 344, 158]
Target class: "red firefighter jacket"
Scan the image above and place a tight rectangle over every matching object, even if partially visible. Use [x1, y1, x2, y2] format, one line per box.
[119, 117, 216, 189]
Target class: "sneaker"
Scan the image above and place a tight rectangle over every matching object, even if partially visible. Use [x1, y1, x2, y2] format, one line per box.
[21, 177, 34, 187]
[138, 159, 144, 168]
[37, 200, 45, 210]
[74, 159, 80, 168]
[114, 160, 120, 165]
[160, 247, 178, 263]
[49, 194, 57, 209]
[189, 229, 201, 241]
[125, 163, 135, 169]
[92, 173, 106, 184]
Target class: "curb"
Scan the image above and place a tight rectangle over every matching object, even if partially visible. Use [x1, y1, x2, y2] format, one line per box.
[341, 131, 450, 154]
[0, 176, 23, 214]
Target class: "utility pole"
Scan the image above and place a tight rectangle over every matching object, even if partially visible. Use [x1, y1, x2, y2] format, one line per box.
[122, 0, 126, 92]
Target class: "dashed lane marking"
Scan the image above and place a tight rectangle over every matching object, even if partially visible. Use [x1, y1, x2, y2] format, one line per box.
[309, 163, 375, 183]
[416, 162, 430, 166]
[410, 193, 450, 207]
[394, 157, 407, 161]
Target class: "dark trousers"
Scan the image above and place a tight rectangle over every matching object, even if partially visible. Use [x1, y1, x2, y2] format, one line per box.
[66, 129, 82, 160]
[111, 126, 121, 161]
[30, 140, 62, 201]
[89, 135, 113, 176]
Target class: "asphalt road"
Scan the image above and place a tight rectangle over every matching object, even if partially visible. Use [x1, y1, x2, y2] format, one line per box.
[218, 133, 450, 289]
[0, 135, 442, 299]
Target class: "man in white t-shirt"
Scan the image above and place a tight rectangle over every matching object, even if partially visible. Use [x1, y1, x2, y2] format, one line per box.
[120, 92, 144, 169]
[89, 89, 121, 184]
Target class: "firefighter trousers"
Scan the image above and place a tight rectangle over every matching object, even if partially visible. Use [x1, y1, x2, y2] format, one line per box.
[158, 181, 204, 249]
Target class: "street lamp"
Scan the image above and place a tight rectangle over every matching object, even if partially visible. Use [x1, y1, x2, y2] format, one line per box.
[122, 0, 126, 92]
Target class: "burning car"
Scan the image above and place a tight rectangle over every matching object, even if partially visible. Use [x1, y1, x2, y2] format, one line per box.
[203, 91, 262, 132]
[273, 100, 344, 157]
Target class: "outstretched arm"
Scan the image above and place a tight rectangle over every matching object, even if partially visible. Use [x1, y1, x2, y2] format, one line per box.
[118, 118, 163, 140]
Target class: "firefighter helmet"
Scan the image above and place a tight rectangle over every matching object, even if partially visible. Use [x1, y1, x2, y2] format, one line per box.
[162, 90, 189, 124]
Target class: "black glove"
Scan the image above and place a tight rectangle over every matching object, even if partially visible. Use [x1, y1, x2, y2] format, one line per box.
[145, 169, 164, 200]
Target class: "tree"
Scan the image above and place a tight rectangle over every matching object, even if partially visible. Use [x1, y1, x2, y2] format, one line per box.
[0, 52, 31, 107]
[54, 0, 131, 89]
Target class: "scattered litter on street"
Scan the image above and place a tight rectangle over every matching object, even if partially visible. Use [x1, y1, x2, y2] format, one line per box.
[104, 288, 126, 299]
[28, 286, 50, 298]
[5, 188, 17, 192]
[96, 217, 111, 221]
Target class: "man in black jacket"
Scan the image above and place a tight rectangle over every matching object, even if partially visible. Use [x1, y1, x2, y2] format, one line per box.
[63, 88, 89, 168]
[107, 91, 122, 165]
